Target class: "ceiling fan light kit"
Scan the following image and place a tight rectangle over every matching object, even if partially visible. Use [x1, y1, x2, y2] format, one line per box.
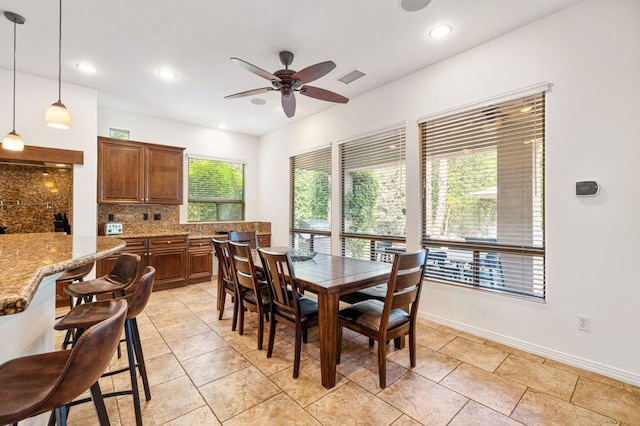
[3, 11, 26, 152]
[225, 50, 349, 118]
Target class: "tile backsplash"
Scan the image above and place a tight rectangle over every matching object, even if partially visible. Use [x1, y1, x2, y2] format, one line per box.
[97, 204, 270, 235]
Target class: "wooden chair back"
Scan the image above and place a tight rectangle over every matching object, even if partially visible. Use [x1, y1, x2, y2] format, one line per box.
[228, 241, 261, 295]
[229, 231, 258, 248]
[212, 238, 234, 287]
[382, 249, 428, 327]
[257, 248, 301, 317]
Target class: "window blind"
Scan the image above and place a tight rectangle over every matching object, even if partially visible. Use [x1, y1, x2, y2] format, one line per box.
[187, 156, 244, 221]
[290, 147, 332, 254]
[420, 93, 545, 299]
[340, 126, 406, 259]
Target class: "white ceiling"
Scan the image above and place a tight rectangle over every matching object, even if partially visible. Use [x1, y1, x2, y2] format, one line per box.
[0, 0, 581, 136]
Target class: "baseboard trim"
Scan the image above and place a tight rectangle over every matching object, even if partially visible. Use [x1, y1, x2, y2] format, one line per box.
[418, 312, 640, 387]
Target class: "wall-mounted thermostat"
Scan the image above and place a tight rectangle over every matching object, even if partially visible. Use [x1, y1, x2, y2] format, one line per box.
[576, 181, 599, 196]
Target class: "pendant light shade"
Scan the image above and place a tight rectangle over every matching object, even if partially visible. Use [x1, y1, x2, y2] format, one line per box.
[46, 101, 72, 129]
[3, 11, 25, 152]
[2, 131, 24, 151]
[46, 0, 71, 129]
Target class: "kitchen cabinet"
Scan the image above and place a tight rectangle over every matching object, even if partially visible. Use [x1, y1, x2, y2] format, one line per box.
[188, 238, 213, 284]
[97, 137, 184, 205]
[257, 234, 271, 247]
[97, 235, 187, 292]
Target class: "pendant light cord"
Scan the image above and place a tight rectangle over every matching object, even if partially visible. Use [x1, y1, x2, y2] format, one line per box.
[57, 0, 62, 102]
[11, 19, 16, 131]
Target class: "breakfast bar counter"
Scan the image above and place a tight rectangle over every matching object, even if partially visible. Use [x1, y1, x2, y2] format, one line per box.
[0, 233, 125, 366]
[0, 233, 125, 315]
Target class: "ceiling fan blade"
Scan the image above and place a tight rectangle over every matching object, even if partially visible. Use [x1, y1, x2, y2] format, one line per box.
[300, 85, 349, 103]
[282, 93, 296, 118]
[231, 58, 282, 82]
[292, 61, 336, 84]
[224, 87, 274, 99]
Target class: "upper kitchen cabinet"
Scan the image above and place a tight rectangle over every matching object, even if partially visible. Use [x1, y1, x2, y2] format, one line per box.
[98, 137, 185, 204]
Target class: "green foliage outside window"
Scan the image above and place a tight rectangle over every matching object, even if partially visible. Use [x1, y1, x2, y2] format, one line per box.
[188, 158, 244, 222]
[293, 169, 329, 226]
[344, 170, 379, 257]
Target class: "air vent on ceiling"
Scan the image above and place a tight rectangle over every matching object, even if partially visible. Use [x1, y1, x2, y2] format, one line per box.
[337, 69, 366, 84]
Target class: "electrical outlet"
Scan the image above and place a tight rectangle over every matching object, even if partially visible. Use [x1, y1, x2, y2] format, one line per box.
[577, 315, 591, 332]
[153, 213, 161, 220]
[143, 213, 149, 221]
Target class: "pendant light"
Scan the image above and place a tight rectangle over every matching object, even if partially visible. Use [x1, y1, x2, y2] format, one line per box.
[45, 0, 72, 129]
[2, 12, 25, 152]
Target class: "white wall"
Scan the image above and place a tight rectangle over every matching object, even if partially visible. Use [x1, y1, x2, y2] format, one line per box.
[258, 0, 640, 384]
[0, 70, 98, 237]
[97, 108, 260, 221]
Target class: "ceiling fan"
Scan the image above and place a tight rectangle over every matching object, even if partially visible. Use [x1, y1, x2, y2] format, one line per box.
[224, 51, 349, 118]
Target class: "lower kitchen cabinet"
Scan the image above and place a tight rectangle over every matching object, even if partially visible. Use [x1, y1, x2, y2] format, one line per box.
[188, 238, 213, 284]
[97, 235, 187, 292]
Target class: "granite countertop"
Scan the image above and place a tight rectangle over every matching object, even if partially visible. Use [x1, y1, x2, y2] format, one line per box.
[0, 233, 126, 316]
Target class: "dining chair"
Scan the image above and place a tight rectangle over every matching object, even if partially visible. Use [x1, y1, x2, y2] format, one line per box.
[229, 230, 259, 248]
[212, 238, 239, 328]
[258, 248, 319, 379]
[0, 300, 127, 426]
[338, 249, 428, 388]
[228, 241, 270, 350]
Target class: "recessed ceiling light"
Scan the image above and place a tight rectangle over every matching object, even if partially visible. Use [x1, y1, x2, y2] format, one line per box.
[76, 63, 97, 73]
[399, 0, 432, 12]
[251, 98, 266, 105]
[157, 70, 177, 80]
[429, 24, 452, 39]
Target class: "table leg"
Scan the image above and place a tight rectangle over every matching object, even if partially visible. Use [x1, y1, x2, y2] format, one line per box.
[317, 292, 340, 389]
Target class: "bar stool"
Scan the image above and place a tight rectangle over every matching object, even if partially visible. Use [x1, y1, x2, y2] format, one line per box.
[61, 253, 139, 350]
[55, 266, 156, 426]
[64, 253, 141, 305]
[0, 300, 127, 426]
[56, 261, 95, 308]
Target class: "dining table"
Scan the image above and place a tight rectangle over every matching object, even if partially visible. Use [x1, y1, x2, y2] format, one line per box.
[253, 247, 392, 389]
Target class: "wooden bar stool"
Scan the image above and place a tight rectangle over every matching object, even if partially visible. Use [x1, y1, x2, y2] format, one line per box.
[54, 266, 156, 426]
[0, 300, 127, 426]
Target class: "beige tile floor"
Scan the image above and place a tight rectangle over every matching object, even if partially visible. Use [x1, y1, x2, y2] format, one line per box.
[54, 280, 640, 426]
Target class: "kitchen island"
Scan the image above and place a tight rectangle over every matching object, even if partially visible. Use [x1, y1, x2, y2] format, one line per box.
[0, 233, 125, 364]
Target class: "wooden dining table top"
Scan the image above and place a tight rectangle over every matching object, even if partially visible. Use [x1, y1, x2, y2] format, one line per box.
[253, 247, 392, 295]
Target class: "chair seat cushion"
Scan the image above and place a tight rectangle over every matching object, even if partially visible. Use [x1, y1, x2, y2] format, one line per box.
[275, 296, 319, 322]
[339, 300, 410, 332]
[54, 300, 121, 331]
[65, 276, 128, 297]
[243, 287, 270, 306]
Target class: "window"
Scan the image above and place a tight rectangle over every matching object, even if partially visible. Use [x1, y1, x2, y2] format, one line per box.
[421, 91, 545, 299]
[340, 126, 406, 260]
[187, 156, 244, 221]
[290, 147, 331, 254]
